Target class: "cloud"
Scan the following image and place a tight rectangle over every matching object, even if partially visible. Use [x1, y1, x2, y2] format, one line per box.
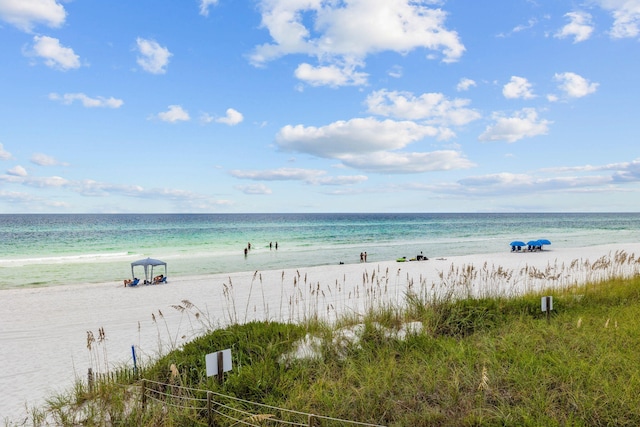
[447, 173, 612, 196]
[136, 38, 172, 74]
[230, 167, 368, 186]
[7, 165, 27, 176]
[554, 72, 599, 98]
[235, 183, 272, 195]
[250, 0, 464, 86]
[157, 105, 190, 123]
[29, 35, 80, 71]
[502, 76, 535, 99]
[612, 159, 640, 182]
[555, 11, 594, 43]
[479, 108, 551, 143]
[276, 117, 439, 158]
[456, 78, 476, 92]
[594, 0, 640, 38]
[0, 171, 233, 210]
[5, 174, 69, 188]
[49, 93, 124, 108]
[294, 62, 368, 87]
[339, 150, 476, 174]
[216, 108, 244, 126]
[365, 89, 481, 128]
[388, 65, 403, 78]
[418, 160, 640, 198]
[199, 0, 218, 17]
[0, 0, 66, 32]
[0, 143, 13, 160]
[230, 168, 327, 182]
[30, 152, 67, 166]
[275, 116, 476, 174]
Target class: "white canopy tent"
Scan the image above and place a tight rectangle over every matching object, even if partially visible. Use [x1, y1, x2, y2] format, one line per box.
[131, 257, 167, 283]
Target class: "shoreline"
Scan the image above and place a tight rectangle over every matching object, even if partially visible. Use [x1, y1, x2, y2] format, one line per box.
[3, 243, 640, 422]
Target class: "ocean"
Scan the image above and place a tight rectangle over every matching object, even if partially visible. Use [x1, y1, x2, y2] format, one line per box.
[2, 212, 640, 290]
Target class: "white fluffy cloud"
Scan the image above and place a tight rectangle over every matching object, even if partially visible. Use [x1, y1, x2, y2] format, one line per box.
[294, 62, 368, 87]
[251, 0, 464, 86]
[338, 150, 475, 174]
[30, 35, 80, 71]
[199, 0, 218, 17]
[479, 108, 551, 143]
[275, 117, 475, 174]
[554, 72, 599, 98]
[49, 93, 124, 108]
[595, 0, 640, 38]
[502, 76, 535, 99]
[157, 105, 190, 123]
[365, 89, 481, 129]
[136, 38, 172, 74]
[276, 117, 438, 158]
[7, 165, 27, 176]
[215, 108, 244, 126]
[30, 152, 67, 166]
[457, 78, 477, 92]
[0, 143, 12, 160]
[555, 11, 594, 43]
[0, 0, 66, 31]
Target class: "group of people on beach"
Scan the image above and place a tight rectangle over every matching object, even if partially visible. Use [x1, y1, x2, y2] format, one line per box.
[244, 241, 278, 256]
[123, 274, 165, 287]
[360, 251, 368, 262]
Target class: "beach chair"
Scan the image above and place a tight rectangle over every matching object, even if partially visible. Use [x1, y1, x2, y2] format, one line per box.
[153, 275, 167, 284]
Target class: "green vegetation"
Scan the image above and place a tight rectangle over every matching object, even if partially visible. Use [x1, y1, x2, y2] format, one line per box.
[11, 273, 640, 426]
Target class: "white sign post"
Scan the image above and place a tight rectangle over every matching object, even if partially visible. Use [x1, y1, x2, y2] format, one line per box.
[206, 349, 232, 383]
[541, 296, 553, 323]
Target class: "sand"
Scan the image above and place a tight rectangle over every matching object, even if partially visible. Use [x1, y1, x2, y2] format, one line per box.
[3, 243, 640, 422]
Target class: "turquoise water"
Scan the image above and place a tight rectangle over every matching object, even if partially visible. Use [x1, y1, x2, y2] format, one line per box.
[1, 213, 640, 289]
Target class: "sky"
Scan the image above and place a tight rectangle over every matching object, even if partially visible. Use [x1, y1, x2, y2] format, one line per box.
[0, 0, 639, 213]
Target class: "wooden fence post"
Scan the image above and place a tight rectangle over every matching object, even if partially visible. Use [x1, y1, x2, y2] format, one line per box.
[141, 379, 147, 412]
[87, 368, 94, 394]
[207, 391, 215, 427]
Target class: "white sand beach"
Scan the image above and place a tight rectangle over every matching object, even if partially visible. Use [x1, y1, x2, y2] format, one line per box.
[3, 243, 640, 423]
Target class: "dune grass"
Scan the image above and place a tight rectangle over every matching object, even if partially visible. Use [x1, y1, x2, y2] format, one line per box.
[9, 251, 640, 426]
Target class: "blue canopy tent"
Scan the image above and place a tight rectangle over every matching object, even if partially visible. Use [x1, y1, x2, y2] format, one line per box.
[131, 257, 167, 284]
[510, 241, 526, 251]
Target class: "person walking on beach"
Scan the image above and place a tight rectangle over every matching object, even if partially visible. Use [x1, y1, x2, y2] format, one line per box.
[360, 252, 364, 262]
[364, 251, 367, 262]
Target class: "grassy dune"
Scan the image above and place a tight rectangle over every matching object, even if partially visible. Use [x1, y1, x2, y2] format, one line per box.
[14, 257, 640, 426]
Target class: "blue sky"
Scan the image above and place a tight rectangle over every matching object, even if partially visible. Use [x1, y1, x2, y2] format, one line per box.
[1, 0, 639, 213]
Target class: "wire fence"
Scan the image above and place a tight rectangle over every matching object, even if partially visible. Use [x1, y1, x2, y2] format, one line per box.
[86, 368, 386, 427]
[138, 379, 387, 427]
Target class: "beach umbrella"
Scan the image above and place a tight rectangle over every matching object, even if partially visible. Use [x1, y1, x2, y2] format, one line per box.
[538, 239, 551, 245]
[527, 240, 541, 247]
[510, 241, 526, 247]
